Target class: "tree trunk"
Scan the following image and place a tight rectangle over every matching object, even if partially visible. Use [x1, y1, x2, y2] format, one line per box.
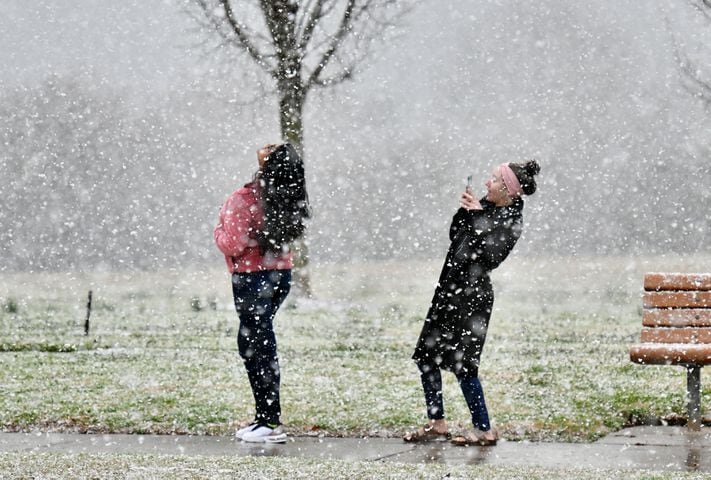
[278, 83, 311, 297]
[268, 0, 311, 297]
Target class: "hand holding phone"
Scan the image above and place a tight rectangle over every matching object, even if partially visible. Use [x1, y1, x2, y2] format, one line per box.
[461, 175, 482, 210]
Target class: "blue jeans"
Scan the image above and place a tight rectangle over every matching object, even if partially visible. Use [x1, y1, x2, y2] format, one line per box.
[232, 269, 291, 425]
[417, 362, 491, 431]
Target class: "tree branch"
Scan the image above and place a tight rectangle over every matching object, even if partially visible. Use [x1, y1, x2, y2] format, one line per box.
[670, 21, 711, 104]
[307, 0, 413, 88]
[306, 0, 357, 89]
[190, 0, 237, 44]
[311, 27, 372, 86]
[298, 0, 328, 51]
[689, 0, 711, 20]
[219, 0, 275, 72]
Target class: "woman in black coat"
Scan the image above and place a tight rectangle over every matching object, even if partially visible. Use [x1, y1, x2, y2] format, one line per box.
[405, 160, 540, 446]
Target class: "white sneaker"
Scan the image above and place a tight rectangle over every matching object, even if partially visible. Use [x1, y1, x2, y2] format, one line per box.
[241, 424, 287, 444]
[235, 422, 259, 440]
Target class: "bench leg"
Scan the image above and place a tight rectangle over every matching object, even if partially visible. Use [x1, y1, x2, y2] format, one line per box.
[686, 366, 702, 431]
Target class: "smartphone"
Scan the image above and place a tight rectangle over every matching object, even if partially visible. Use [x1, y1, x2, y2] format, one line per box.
[466, 175, 473, 192]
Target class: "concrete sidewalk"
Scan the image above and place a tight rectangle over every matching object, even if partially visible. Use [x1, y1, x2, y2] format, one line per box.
[1, 426, 710, 473]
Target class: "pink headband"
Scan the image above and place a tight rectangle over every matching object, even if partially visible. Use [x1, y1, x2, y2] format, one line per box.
[499, 163, 523, 197]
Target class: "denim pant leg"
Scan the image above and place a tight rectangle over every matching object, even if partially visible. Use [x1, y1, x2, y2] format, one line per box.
[417, 362, 445, 420]
[232, 270, 292, 425]
[456, 371, 491, 431]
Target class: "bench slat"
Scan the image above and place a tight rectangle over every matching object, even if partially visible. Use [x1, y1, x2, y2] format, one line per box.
[640, 327, 711, 344]
[643, 291, 711, 308]
[645, 273, 711, 291]
[643, 309, 711, 327]
[630, 343, 711, 365]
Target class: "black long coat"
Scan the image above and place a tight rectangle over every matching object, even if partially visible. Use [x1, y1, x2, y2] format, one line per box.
[412, 198, 524, 375]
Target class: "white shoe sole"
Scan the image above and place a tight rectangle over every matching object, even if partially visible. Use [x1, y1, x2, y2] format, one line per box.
[242, 432, 287, 444]
[264, 433, 287, 444]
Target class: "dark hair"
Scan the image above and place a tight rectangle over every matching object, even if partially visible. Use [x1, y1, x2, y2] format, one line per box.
[257, 143, 311, 254]
[508, 159, 540, 196]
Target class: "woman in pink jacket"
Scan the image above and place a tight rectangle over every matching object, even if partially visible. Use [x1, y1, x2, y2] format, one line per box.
[214, 143, 310, 444]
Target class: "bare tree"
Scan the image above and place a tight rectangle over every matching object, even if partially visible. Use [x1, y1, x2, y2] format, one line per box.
[672, 1, 711, 106]
[183, 0, 413, 294]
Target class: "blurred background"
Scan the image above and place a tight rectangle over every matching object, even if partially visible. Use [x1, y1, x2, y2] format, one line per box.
[1, 0, 709, 272]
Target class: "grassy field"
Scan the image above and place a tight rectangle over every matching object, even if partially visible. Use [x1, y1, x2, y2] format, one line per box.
[0, 452, 705, 480]
[1, 253, 709, 445]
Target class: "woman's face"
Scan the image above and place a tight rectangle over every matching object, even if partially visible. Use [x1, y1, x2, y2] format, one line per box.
[485, 166, 510, 204]
[257, 144, 278, 169]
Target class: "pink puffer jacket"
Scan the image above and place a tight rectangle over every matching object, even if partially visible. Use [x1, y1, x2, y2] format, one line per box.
[214, 181, 293, 273]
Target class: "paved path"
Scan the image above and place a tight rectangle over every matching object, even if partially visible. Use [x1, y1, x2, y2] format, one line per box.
[1, 426, 710, 473]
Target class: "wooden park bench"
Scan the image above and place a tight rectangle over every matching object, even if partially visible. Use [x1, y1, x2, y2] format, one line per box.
[629, 273, 711, 430]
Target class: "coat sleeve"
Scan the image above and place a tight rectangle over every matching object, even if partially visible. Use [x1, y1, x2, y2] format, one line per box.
[214, 193, 253, 259]
[449, 208, 469, 241]
[473, 219, 522, 271]
[449, 202, 486, 241]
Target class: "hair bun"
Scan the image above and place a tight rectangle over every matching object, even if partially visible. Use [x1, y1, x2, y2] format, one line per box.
[524, 159, 540, 177]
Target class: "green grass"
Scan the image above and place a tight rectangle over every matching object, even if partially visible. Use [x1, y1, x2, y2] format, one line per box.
[0, 342, 83, 352]
[1, 255, 709, 442]
[0, 453, 706, 480]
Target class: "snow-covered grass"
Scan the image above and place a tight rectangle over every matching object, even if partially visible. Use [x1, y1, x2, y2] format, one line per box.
[1, 254, 709, 442]
[0, 452, 703, 480]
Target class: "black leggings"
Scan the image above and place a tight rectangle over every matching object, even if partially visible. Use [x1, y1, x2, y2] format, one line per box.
[232, 270, 291, 425]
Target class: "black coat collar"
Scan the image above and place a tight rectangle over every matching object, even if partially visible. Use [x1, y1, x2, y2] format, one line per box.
[480, 197, 523, 217]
